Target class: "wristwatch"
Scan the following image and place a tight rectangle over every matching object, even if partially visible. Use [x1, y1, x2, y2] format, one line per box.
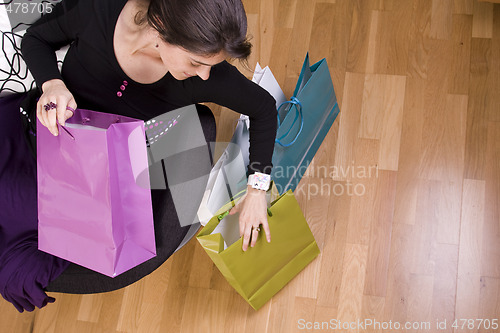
[247, 172, 271, 191]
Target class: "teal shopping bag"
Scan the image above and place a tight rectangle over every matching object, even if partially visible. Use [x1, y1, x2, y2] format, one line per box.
[271, 53, 340, 194]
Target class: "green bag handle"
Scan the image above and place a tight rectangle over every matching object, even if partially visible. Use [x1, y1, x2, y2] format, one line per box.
[214, 181, 278, 222]
[217, 210, 231, 221]
[217, 206, 273, 221]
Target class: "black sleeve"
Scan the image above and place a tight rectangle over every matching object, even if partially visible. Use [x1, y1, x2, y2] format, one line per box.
[21, 0, 86, 88]
[188, 61, 278, 175]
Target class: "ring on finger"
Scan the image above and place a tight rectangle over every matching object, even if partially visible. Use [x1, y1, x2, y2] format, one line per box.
[43, 102, 57, 112]
[252, 226, 261, 232]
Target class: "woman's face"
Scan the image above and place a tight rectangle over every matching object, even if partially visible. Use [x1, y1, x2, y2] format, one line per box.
[157, 42, 227, 81]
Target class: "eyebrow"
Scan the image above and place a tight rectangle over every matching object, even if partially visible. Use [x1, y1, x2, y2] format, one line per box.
[190, 58, 216, 67]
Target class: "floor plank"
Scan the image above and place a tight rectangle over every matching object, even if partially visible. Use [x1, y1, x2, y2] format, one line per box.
[2, 0, 499, 331]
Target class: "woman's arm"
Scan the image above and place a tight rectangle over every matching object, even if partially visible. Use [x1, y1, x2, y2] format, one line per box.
[21, 0, 84, 88]
[21, 0, 86, 134]
[189, 61, 278, 250]
[189, 61, 278, 175]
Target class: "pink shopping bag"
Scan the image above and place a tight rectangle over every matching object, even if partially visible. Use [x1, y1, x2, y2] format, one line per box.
[37, 109, 156, 277]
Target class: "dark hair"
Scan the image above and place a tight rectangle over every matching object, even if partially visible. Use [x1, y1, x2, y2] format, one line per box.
[141, 0, 252, 59]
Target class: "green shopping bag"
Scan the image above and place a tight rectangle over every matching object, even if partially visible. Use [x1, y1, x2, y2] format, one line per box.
[196, 190, 320, 310]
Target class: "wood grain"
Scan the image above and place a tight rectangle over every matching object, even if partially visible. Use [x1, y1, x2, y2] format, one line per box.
[1, 0, 499, 331]
[473, 0, 494, 38]
[456, 179, 486, 328]
[363, 170, 397, 298]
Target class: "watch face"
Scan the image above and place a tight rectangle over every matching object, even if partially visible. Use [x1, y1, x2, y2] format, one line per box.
[249, 173, 271, 190]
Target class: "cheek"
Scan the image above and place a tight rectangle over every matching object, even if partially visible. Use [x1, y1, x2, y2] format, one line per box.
[160, 52, 181, 71]
[174, 59, 192, 72]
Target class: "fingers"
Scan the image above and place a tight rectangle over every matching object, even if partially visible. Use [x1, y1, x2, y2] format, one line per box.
[228, 204, 240, 215]
[47, 104, 59, 136]
[239, 217, 245, 241]
[262, 220, 271, 243]
[241, 222, 268, 251]
[37, 97, 77, 136]
[242, 226, 252, 252]
[250, 227, 259, 248]
[59, 99, 76, 126]
[242, 224, 260, 251]
[250, 217, 270, 247]
[240, 216, 269, 251]
[240, 215, 271, 251]
[36, 100, 58, 136]
[37, 101, 56, 135]
[232, 190, 270, 251]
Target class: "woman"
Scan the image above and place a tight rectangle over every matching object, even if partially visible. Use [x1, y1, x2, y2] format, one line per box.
[0, 0, 277, 312]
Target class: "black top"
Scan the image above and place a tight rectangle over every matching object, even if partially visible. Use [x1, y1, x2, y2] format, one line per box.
[21, 0, 277, 174]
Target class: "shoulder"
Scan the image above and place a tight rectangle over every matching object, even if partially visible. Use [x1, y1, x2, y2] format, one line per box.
[210, 61, 248, 81]
[189, 60, 277, 110]
[90, 0, 131, 21]
[210, 61, 265, 94]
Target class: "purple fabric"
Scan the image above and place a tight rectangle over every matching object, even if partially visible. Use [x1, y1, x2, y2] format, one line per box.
[0, 93, 70, 312]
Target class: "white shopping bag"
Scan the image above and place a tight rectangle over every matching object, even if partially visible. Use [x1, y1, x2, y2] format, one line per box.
[197, 120, 249, 224]
[252, 63, 287, 114]
[197, 63, 286, 225]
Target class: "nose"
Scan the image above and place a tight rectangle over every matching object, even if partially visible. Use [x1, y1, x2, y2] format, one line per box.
[196, 66, 211, 81]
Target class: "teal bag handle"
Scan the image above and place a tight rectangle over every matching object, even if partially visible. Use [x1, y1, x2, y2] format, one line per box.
[275, 97, 304, 147]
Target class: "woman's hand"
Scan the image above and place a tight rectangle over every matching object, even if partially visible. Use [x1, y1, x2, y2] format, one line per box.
[37, 79, 77, 136]
[229, 185, 271, 251]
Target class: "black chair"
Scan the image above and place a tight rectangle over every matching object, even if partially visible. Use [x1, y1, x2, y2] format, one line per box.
[46, 104, 215, 294]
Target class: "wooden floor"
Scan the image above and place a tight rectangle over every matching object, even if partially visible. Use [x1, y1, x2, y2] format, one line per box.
[2, 0, 500, 332]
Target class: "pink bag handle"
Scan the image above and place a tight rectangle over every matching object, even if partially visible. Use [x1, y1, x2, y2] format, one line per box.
[60, 125, 75, 140]
[59, 111, 124, 140]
